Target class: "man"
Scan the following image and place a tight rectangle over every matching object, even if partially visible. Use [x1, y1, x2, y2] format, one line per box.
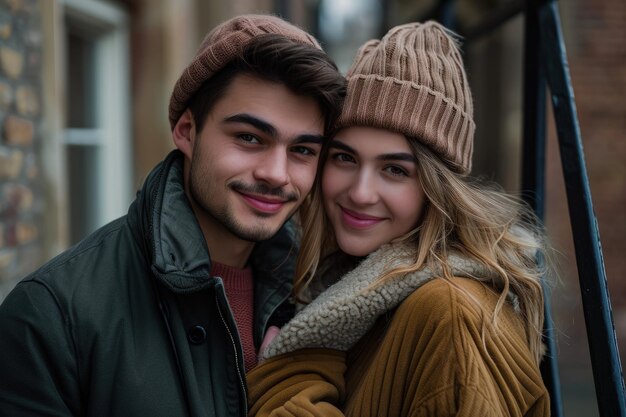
[0, 15, 345, 417]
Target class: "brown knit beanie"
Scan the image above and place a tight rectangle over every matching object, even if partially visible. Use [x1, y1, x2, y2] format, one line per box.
[168, 14, 322, 130]
[337, 21, 475, 174]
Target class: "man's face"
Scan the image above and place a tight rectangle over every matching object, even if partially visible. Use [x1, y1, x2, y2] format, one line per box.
[185, 74, 324, 243]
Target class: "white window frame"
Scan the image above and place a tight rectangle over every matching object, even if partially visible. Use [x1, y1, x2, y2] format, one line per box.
[49, 0, 132, 246]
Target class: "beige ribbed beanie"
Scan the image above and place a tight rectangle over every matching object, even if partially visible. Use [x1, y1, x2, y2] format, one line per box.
[337, 21, 475, 174]
[168, 14, 322, 130]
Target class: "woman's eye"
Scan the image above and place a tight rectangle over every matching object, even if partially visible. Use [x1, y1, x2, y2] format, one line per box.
[237, 134, 260, 144]
[385, 165, 408, 177]
[332, 152, 355, 163]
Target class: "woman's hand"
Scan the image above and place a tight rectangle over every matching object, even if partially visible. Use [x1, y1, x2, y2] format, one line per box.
[259, 325, 281, 361]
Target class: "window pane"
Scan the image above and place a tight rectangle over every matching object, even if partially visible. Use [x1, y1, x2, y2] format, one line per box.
[66, 145, 101, 244]
[66, 30, 96, 128]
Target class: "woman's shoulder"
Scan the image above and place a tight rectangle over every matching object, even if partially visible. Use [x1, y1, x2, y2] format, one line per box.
[400, 277, 497, 311]
[395, 277, 522, 333]
[390, 277, 535, 371]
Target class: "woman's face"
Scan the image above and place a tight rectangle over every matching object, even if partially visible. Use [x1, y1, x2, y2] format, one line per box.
[322, 126, 426, 257]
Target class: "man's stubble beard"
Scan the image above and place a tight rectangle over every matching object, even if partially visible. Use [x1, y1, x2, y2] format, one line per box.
[188, 162, 285, 243]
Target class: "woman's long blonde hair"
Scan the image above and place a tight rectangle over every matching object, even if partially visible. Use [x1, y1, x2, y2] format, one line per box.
[295, 137, 550, 365]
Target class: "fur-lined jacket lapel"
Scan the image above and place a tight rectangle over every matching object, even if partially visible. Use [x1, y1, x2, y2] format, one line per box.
[262, 242, 498, 359]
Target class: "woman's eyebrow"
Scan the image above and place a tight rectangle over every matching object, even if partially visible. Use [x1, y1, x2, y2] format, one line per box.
[377, 153, 417, 163]
[329, 139, 356, 154]
[330, 139, 416, 163]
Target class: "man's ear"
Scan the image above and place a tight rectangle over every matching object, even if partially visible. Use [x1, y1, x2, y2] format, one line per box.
[172, 110, 196, 159]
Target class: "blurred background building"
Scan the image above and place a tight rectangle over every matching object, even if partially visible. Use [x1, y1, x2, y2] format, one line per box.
[0, 0, 623, 415]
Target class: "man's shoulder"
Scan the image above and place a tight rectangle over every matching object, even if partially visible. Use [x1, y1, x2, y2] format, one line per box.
[14, 216, 144, 303]
[38, 217, 131, 271]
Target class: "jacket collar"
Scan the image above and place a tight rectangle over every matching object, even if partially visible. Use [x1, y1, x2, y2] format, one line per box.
[133, 150, 212, 292]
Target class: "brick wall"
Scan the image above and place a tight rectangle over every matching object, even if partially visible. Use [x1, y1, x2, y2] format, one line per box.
[0, 0, 43, 297]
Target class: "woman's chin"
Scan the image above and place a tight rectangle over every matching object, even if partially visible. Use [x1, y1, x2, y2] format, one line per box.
[337, 238, 386, 257]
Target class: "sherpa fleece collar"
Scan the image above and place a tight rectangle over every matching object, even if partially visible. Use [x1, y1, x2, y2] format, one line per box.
[263, 242, 499, 359]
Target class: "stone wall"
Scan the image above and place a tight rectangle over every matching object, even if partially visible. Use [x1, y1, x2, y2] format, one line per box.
[0, 0, 43, 297]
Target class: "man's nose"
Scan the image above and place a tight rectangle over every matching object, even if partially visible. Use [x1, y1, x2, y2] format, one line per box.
[253, 147, 290, 188]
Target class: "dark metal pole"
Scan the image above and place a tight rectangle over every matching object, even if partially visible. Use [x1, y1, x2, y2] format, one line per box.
[522, 1, 564, 416]
[462, 0, 524, 42]
[414, 0, 456, 29]
[522, 0, 547, 218]
[436, 0, 455, 29]
[275, 0, 290, 20]
[379, 0, 390, 38]
[538, 1, 626, 415]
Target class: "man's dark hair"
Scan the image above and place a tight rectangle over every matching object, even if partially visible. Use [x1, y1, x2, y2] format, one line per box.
[187, 34, 346, 135]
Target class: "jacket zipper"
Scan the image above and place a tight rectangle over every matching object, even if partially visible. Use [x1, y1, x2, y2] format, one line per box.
[214, 289, 248, 416]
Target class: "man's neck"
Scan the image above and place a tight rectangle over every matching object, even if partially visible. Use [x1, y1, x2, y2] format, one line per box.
[189, 204, 255, 268]
[203, 227, 254, 269]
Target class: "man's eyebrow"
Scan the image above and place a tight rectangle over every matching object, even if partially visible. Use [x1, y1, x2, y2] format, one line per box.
[330, 139, 416, 163]
[223, 114, 277, 137]
[293, 134, 326, 145]
[223, 114, 325, 144]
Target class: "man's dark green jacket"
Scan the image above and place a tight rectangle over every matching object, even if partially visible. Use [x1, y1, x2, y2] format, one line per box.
[0, 151, 296, 417]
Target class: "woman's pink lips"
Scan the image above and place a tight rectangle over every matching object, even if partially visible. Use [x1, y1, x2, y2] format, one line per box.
[240, 193, 286, 214]
[340, 206, 385, 229]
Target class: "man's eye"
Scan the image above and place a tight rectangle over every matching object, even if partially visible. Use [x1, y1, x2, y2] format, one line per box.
[237, 134, 260, 144]
[291, 146, 316, 156]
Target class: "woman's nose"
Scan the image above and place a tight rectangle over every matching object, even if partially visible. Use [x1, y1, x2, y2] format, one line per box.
[347, 171, 378, 205]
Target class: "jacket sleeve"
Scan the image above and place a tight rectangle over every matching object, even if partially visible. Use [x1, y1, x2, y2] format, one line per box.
[247, 348, 346, 417]
[0, 280, 81, 416]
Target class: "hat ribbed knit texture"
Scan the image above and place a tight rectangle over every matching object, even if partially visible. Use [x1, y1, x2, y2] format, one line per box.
[337, 21, 475, 174]
[168, 14, 321, 130]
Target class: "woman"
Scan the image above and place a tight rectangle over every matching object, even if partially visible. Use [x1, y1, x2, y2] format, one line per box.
[247, 21, 551, 417]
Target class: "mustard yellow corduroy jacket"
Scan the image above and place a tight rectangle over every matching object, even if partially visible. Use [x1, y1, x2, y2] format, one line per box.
[247, 242, 550, 417]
